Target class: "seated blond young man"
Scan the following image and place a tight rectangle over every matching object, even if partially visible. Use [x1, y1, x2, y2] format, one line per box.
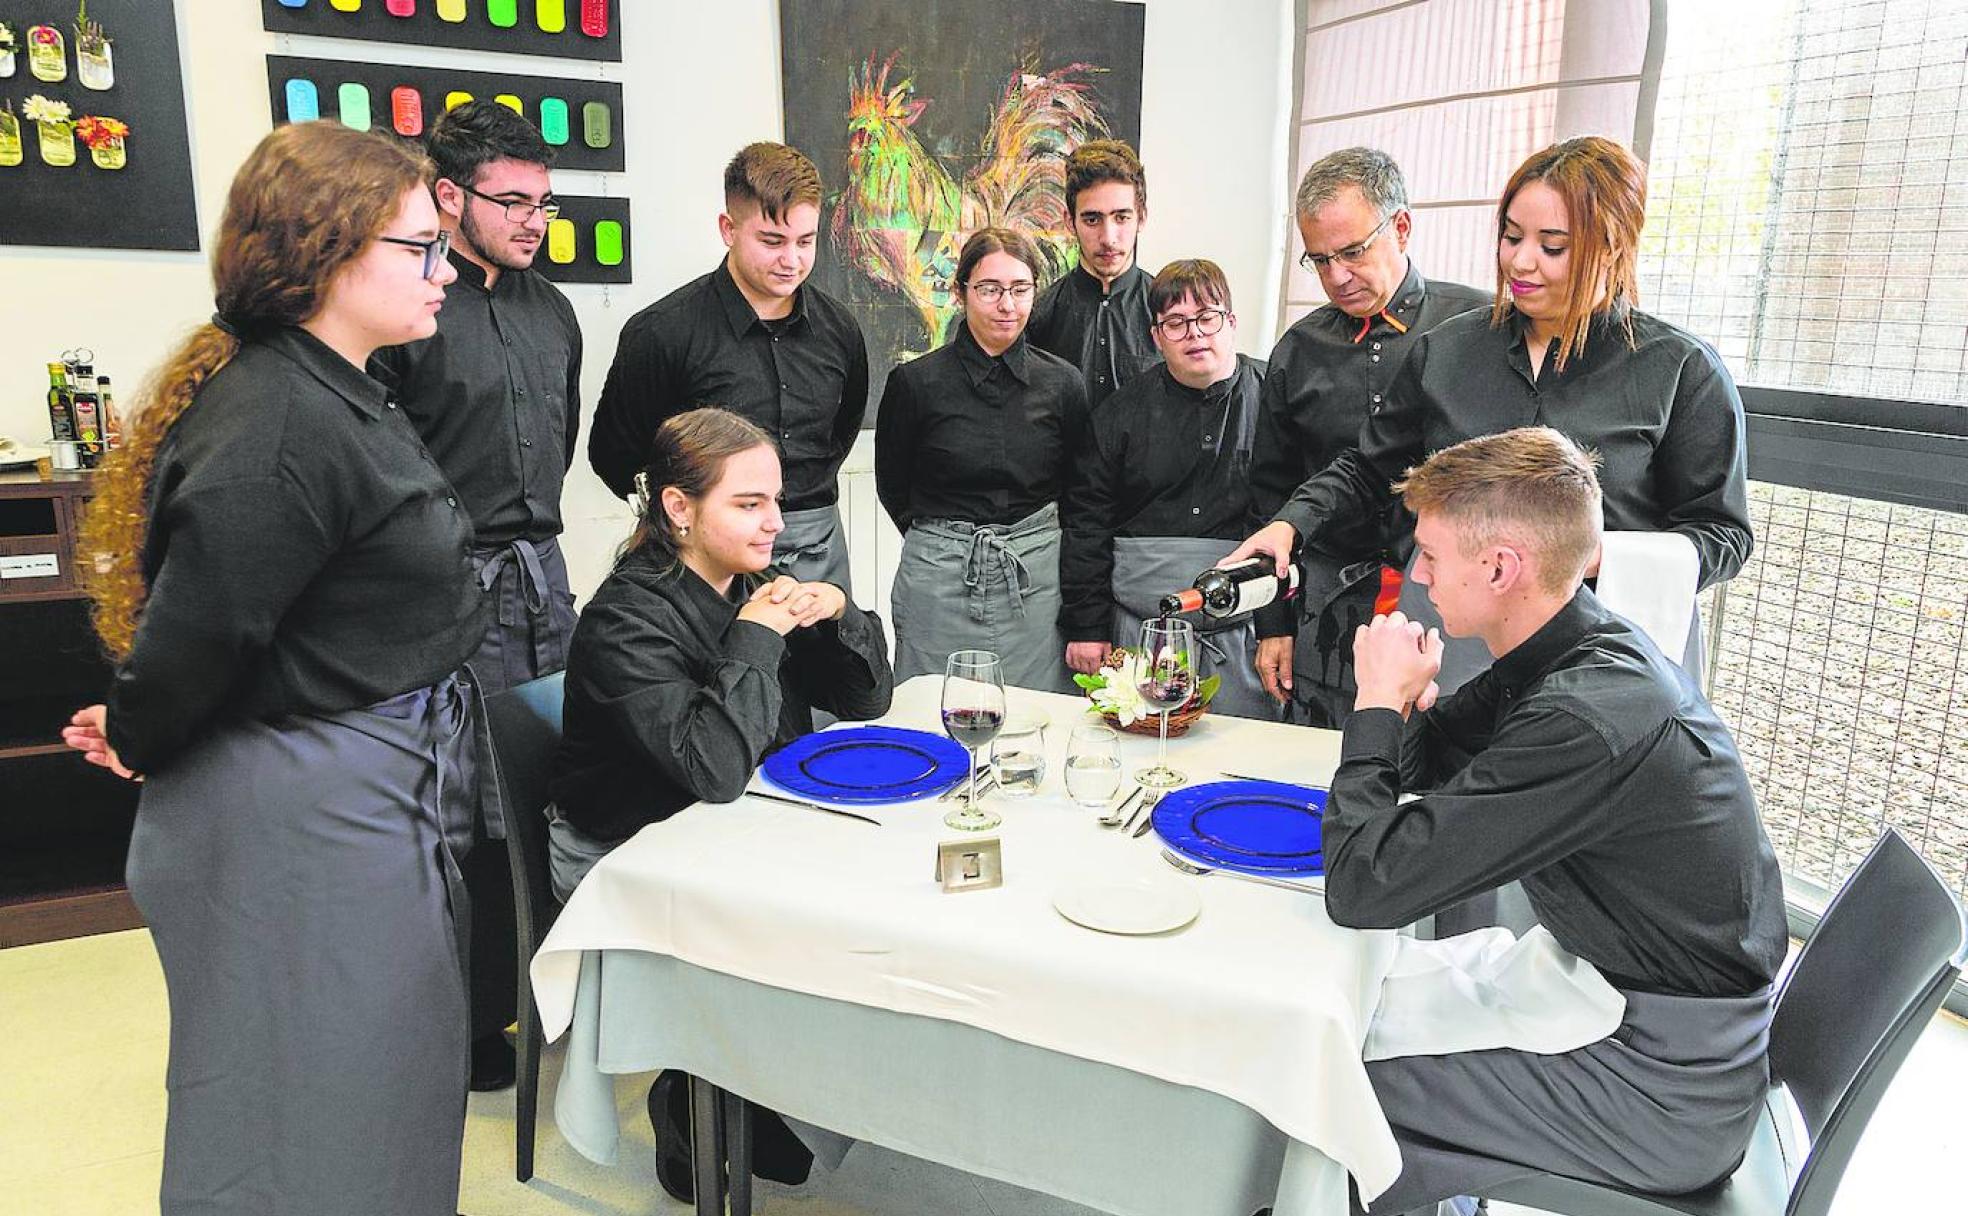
[1322, 427, 1786, 1216]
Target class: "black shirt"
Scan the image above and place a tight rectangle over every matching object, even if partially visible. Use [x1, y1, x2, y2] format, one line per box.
[1026, 262, 1158, 405]
[106, 327, 483, 774]
[1276, 307, 1755, 590]
[372, 251, 583, 545]
[1252, 264, 1488, 640]
[1059, 357, 1266, 640]
[589, 260, 870, 510]
[1325, 588, 1788, 998]
[874, 324, 1090, 531]
[551, 546, 894, 842]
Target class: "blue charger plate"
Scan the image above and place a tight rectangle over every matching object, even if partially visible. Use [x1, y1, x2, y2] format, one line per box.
[1153, 780, 1328, 877]
[760, 725, 971, 805]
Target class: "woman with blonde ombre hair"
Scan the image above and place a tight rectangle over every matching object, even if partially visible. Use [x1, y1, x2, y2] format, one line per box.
[61, 121, 482, 1215]
[1233, 135, 1751, 692]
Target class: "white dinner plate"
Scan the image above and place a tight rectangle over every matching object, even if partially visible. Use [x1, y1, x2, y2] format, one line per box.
[1053, 876, 1202, 936]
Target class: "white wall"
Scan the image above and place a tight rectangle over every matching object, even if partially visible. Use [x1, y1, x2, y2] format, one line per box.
[0, 0, 1293, 605]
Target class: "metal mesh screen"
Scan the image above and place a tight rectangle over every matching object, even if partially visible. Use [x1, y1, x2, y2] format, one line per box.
[1642, 0, 1968, 901]
[1709, 482, 1968, 903]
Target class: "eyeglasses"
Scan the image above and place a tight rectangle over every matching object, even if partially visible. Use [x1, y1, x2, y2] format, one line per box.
[462, 183, 561, 224]
[1154, 308, 1230, 340]
[965, 280, 1037, 303]
[379, 230, 453, 280]
[1299, 214, 1394, 273]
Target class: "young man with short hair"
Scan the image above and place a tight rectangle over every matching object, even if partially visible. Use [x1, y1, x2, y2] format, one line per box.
[590, 142, 869, 591]
[373, 97, 584, 1090]
[1059, 259, 1272, 716]
[1026, 139, 1157, 405]
[1325, 427, 1786, 1216]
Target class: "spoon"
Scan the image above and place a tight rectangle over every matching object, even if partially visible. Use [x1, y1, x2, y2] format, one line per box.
[1099, 785, 1144, 828]
[1159, 848, 1323, 894]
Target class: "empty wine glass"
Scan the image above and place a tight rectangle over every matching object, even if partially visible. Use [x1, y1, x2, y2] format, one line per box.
[1134, 617, 1195, 788]
[1064, 724, 1123, 808]
[941, 650, 1006, 831]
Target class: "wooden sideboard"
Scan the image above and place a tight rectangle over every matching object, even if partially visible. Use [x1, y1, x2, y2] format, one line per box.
[0, 470, 144, 948]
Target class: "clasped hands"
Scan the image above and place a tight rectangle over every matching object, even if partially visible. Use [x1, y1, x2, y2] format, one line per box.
[736, 574, 848, 636]
[1352, 611, 1444, 718]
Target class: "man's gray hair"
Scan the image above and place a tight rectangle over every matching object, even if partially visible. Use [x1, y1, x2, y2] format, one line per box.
[1295, 147, 1409, 219]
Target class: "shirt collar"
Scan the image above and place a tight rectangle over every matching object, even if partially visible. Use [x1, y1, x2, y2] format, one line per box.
[1071, 259, 1146, 299]
[260, 326, 392, 421]
[1489, 586, 1610, 694]
[952, 320, 1032, 387]
[1160, 359, 1240, 405]
[444, 247, 497, 296]
[713, 258, 807, 337]
[1503, 301, 1633, 376]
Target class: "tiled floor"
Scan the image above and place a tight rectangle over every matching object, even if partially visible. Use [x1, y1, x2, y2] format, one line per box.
[2, 929, 1962, 1215]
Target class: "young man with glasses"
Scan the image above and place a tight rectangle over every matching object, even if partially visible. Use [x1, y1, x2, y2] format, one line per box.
[1026, 140, 1158, 405]
[1247, 148, 1488, 728]
[372, 97, 585, 1093]
[590, 142, 869, 593]
[1059, 260, 1273, 717]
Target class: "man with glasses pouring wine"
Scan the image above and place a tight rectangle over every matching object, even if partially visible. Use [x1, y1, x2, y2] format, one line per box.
[372, 98, 584, 1091]
[1249, 149, 1487, 727]
[1060, 259, 1280, 720]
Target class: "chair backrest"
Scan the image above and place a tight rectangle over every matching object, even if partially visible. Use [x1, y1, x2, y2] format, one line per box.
[1768, 827, 1967, 1216]
[485, 672, 567, 958]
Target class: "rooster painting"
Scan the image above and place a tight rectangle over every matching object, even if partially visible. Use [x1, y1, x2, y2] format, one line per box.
[831, 51, 1111, 353]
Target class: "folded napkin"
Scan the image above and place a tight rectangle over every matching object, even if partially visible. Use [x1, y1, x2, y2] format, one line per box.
[1363, 925, 1625, 1061]
[1595, 531, 1699, 665]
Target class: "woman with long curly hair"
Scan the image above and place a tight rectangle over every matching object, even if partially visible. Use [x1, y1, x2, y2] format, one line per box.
[61, 122, 481, 1215]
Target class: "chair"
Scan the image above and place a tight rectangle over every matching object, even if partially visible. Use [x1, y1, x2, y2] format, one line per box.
[1483, 828, 1967, 1216]
[483, 672, 567, 1184]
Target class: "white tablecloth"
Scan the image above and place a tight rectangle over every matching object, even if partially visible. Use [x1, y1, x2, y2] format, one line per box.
[533, 676, 1623, 1205]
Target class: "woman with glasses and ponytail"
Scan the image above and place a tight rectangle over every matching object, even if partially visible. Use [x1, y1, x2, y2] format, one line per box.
[874, 226, 1090, 689]
[60, 122, 479, 1215]
[547, 406, 891, 1201]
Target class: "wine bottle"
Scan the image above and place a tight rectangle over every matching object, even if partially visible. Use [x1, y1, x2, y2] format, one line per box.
[1158, 555, 1300, 620]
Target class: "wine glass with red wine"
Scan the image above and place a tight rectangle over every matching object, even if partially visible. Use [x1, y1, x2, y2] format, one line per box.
[1135, 617, 1195, 789]
[941, 649, 1006, 831]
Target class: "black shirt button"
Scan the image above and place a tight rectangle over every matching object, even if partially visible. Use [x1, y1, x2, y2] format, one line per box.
[447, 496, 458, 507]
[521, 438, 533, 448]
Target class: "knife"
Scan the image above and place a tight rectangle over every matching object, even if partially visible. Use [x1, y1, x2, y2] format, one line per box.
[1130, 798, 1161, 838]
[743, 788, 883, 826]
[938, 762, 994, 800]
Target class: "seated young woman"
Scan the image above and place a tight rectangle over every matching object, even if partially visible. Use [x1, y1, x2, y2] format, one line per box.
[548, 406, 894, 899]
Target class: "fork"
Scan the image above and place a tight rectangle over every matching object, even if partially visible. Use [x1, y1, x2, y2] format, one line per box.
[1159, 848, 1323, 894]
[1123, 789, 1163, 835]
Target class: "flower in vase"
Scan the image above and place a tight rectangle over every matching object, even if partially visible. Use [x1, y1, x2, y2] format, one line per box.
[1073, 645, 1220, 728]
[75, 115, 126, 149]
[23, 94, 70, 125]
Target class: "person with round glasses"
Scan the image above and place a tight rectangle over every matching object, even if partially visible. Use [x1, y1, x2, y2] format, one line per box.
[62, 121, 480, 1215]
[875, 226, 1088, 688]
[1249, 148, 1488, 729]
[1060, 259, 1273, 718]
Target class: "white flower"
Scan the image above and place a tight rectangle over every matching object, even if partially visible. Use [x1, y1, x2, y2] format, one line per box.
[1088, 653, 1148, 726]
[23, 95, 70, 125]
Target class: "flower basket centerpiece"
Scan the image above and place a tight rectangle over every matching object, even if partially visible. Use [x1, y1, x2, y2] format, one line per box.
[1073, 646, 1220, 737]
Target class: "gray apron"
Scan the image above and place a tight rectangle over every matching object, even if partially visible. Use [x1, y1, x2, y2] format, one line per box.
[1395, 550, 1707, 699]
[471, 535, 577, 699]
[775, 503, 853, 596]
[890, 502, 1069, 691]
[1362, 984, 1773, 1214]
[125, 675, 482, 1216]
[1111, 535, 1276, 721]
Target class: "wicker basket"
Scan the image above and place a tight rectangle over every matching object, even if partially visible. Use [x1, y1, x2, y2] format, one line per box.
[1097, 697, 1210, 737]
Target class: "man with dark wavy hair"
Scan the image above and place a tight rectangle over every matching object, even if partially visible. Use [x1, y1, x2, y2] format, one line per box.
[1027, 139, 1158, 405]
[374, 96, 583, 1092]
